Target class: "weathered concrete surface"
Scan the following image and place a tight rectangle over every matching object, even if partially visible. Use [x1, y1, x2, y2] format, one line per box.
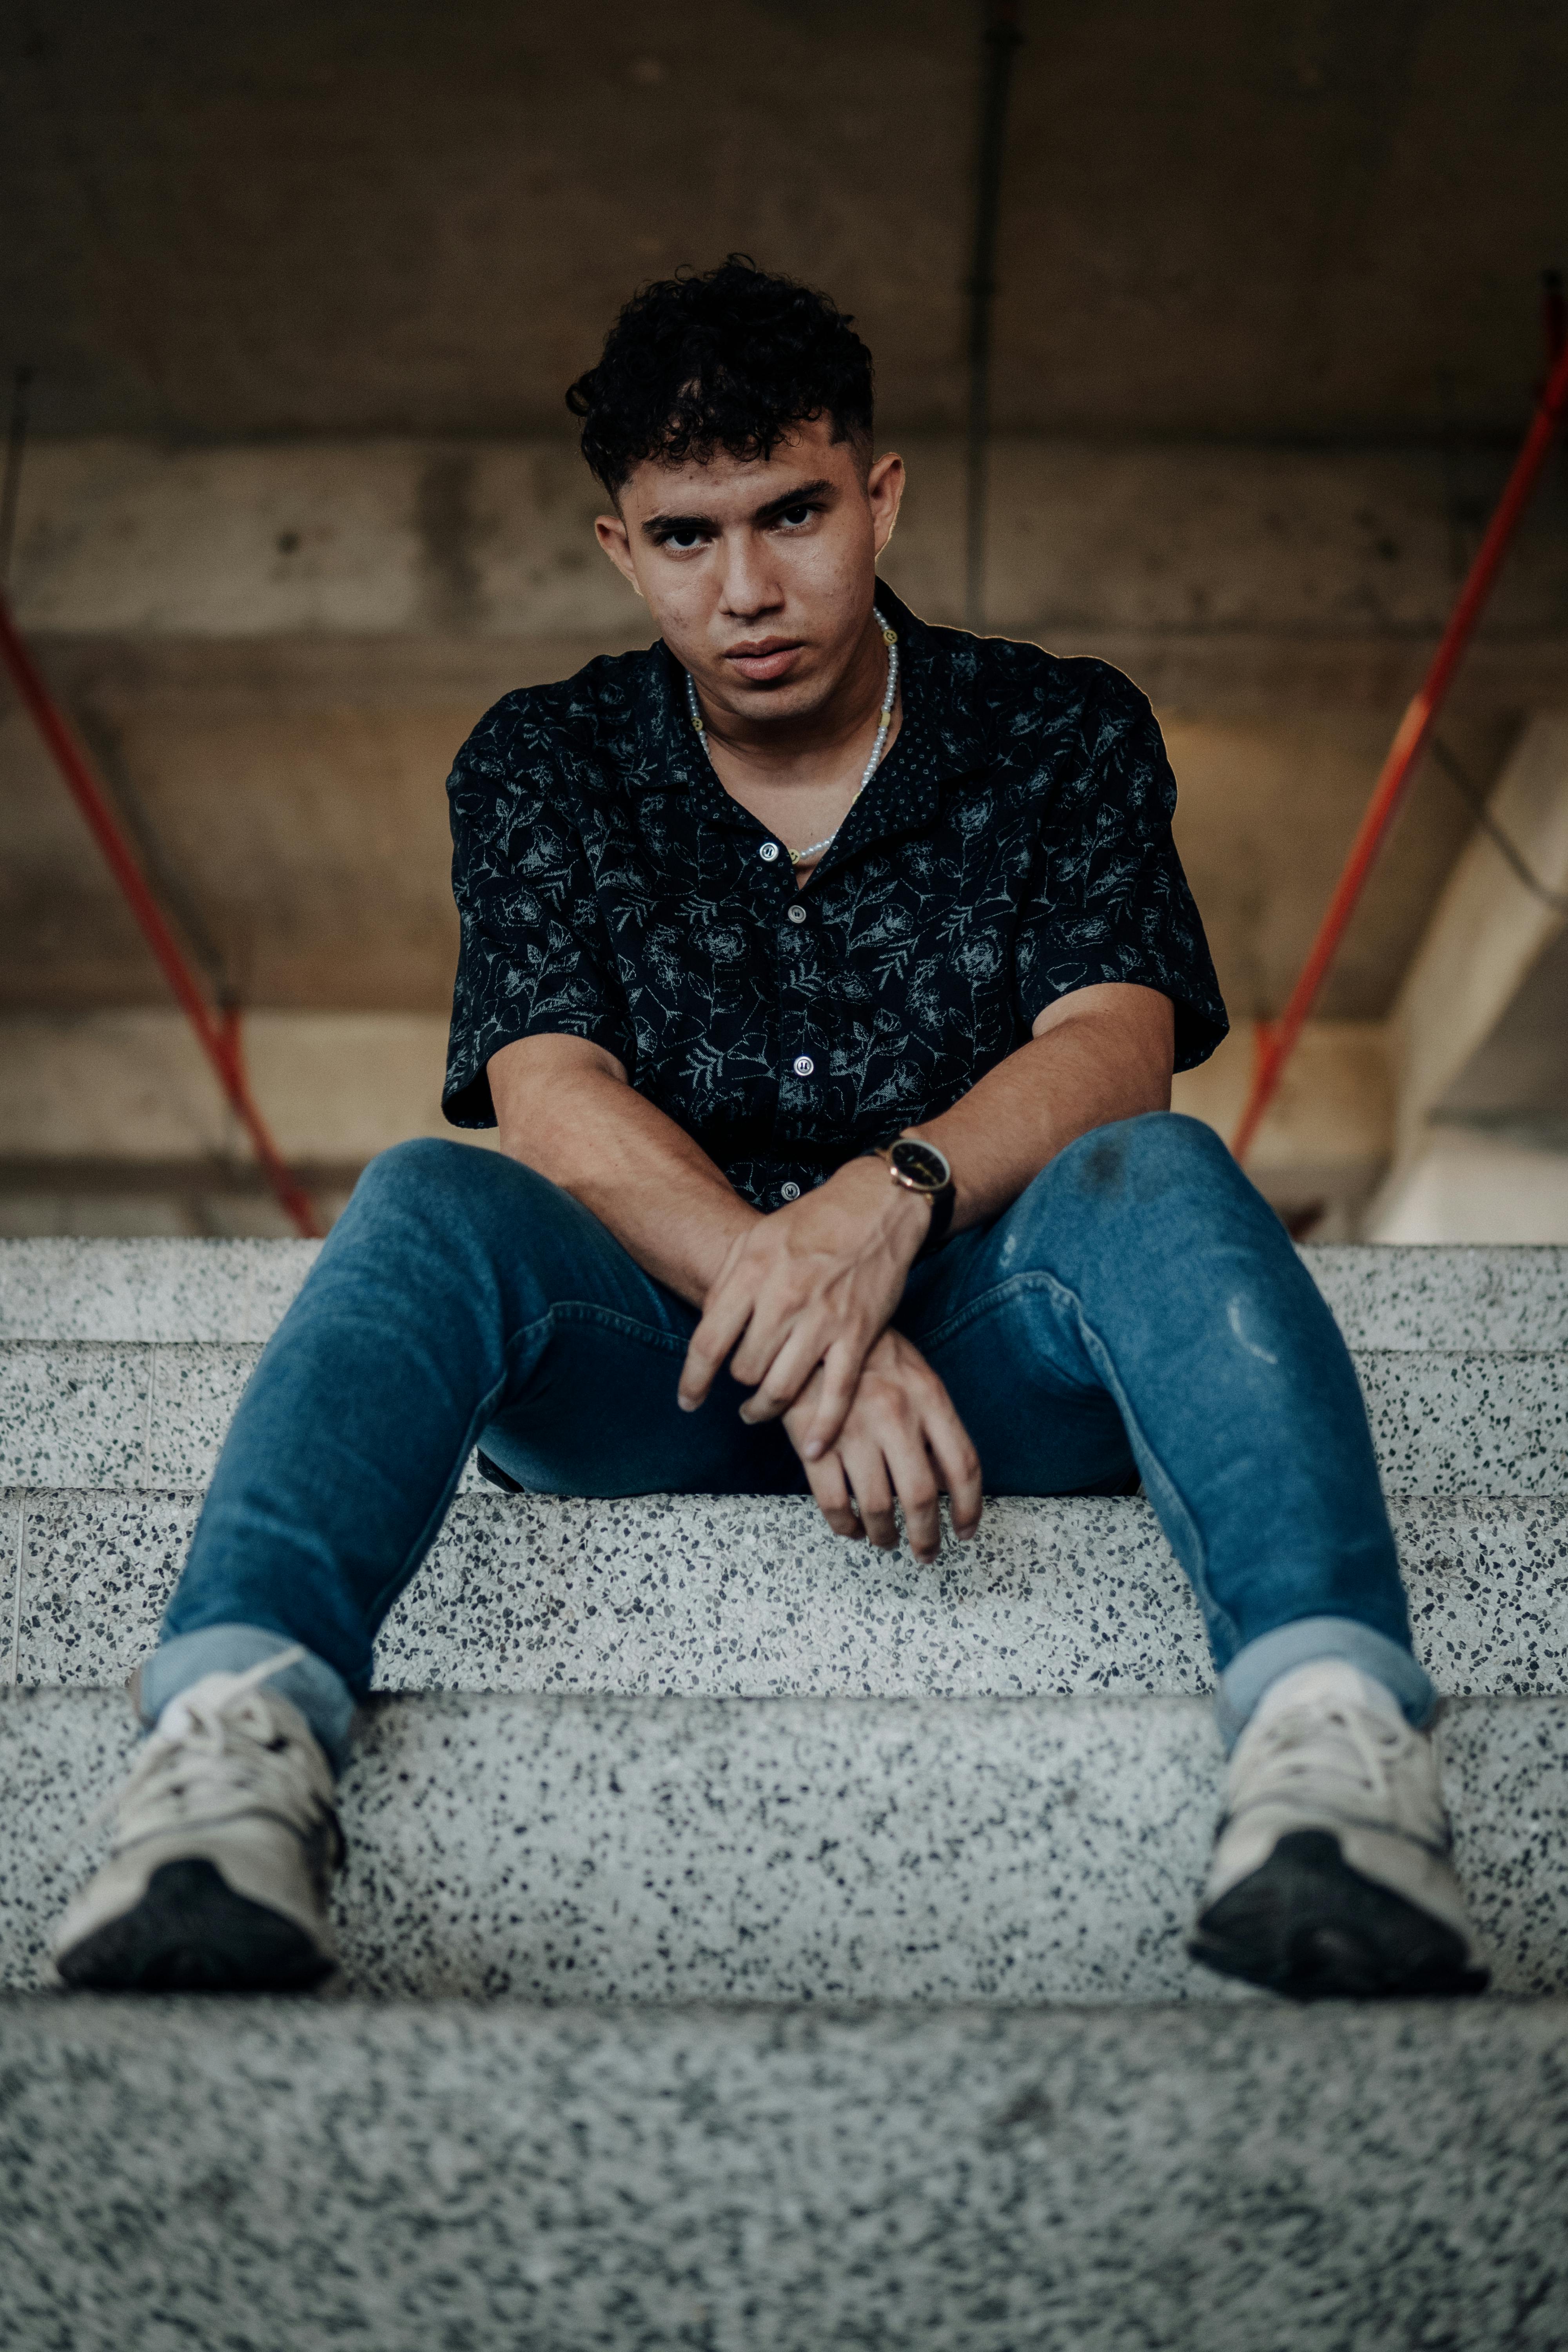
[1368, 718, 1568, 1242]
[0, 1012, 498, 1166]
[5, 2, 1566, 443]
[1369, 1132, 1568, 1247]
[3, 1688, 1564, 2002]
[1385, 718, 1568, 1160]
[0, 1236, 323, 1341]
[1308, 1242, 1568, 1350]
[2, 1993, 1565, 2352]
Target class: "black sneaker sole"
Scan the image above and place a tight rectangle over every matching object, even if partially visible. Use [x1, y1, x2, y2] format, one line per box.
[1187, 1828, 1490, 2002]
[56, 1858, 337, 1994]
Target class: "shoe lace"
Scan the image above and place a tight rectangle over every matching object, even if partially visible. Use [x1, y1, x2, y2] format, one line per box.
[1234, 1692, 1449, 1850]
[93, 1646, 328, 1841]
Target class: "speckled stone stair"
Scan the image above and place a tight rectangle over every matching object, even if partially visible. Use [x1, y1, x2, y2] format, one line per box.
[4, 1335, 1566, 1494]
[3, 1994, 1565, 2352]
[7, 1236, 1568, 1348]
[3, 1238, 1568, 2348]
[7, 1486, 1568, 1697]
[5, 1238, 1568, 1499]
[4, 1684, 1566, 2002]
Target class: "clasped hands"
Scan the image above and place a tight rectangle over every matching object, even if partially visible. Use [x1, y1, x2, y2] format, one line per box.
[677, 1156, 982, 1563]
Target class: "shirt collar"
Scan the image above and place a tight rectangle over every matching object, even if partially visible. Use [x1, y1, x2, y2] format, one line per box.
[824, 586, 991, 871]
[632, 638, 709, 797]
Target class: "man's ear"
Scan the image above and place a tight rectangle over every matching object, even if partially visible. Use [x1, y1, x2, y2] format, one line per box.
[867, 451, 906, 560]
[595, 512, 644, 600]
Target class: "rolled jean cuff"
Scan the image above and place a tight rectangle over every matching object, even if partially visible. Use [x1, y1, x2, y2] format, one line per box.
[137, 1624, 356, 1776]
[1216, 1616, 1436, 1752]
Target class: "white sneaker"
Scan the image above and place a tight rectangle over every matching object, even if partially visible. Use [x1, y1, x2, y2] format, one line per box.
[1188, 1658, 1488, 2001]
[52, 1651, 345, 1993]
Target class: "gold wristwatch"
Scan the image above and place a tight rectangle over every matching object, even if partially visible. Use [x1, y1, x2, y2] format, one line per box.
[873, 1135, 956, 1258]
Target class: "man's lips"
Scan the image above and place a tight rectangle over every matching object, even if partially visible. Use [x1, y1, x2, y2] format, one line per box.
[724, 638, 805, 683]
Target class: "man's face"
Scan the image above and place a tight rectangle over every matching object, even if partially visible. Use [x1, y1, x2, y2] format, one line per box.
[595, 414, 904, 724]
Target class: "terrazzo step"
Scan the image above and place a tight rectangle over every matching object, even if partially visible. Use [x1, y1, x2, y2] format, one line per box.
[4, 1337, 1567, 1496]
[3, 1993, 1564, 2352]
[7, 1235, 1568, 1350]
[7, 1245, 1564, 2352]
[8, 1487, 1568, 1700]
[5, 1688, 1565, 2002]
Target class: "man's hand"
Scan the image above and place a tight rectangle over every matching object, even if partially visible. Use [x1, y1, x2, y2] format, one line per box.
[678, 1156, 930, 1458]
[781, 1329, 982, 1564]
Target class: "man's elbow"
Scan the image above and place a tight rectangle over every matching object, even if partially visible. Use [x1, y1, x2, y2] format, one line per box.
[1033, 983, 1175, 1110]
[487, 1034, 630, 1173]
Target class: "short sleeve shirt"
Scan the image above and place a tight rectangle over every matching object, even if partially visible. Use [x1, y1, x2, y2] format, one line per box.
[442, 585, 1228, 1209]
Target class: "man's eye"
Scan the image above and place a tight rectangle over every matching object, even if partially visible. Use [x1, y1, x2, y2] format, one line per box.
[776, 505, 815, 528]
[664, 527, 706, 551]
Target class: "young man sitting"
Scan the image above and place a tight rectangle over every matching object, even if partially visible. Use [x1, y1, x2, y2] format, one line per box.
[54, 260, 1486, 2004]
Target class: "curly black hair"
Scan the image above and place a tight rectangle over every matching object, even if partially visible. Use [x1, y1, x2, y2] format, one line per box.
[566, 256, 875, 497]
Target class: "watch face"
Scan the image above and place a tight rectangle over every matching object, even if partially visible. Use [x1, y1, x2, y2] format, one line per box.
[889, 1138, 951, 1192]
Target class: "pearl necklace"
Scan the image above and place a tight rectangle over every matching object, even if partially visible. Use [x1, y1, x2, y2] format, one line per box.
[684, 606, 899, 869]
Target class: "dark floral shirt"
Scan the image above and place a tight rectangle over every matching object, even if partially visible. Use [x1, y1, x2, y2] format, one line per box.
[442, 585, 1227, 1209]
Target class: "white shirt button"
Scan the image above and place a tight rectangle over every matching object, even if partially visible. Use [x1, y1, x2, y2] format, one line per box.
[787, 903, 808, 924]
[779, 1180, 801, 1202]
[792, 1054, 815, 1077]
[758, 842, 780, 863]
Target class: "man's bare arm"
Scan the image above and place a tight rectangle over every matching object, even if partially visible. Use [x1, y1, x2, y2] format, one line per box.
[908, 981, 1175, 1231]
[488, 1033, 757, 1307]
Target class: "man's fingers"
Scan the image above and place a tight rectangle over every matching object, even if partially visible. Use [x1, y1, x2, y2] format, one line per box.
[678, 1285, 755, 1409]
[727, 1298, 795, 1394]
[878, 1414, 943, 1563]
[920, 1390, 984, 1540]
[799, 1339, 868, 1459]
[746, 1327, 870, 1437]
[840, 1439, 897, 1549]
[806, 1450, 864, 1541]
[736, 1321, 829, 1425]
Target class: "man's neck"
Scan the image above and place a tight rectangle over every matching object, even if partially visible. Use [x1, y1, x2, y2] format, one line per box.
[691, 601, 896, 791]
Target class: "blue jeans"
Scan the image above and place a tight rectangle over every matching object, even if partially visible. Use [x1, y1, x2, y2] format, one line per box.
[146, 1115, 1432, 1771]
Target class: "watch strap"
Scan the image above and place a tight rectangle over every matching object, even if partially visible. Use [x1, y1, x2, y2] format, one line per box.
[914, 1181, 955, 1258]
[870, 1140, 956, 1259]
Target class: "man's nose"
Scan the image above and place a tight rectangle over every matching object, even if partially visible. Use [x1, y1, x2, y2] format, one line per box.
[717, 533, 784, 621]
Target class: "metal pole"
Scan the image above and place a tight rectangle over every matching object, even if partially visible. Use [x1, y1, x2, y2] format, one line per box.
[965, 0, 1023, 635]
[0, 590, 323, 1237]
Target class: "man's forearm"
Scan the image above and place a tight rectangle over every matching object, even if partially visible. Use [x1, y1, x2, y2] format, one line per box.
[906, 982, 1174, 1232]
[488, 1034, 757, 1306]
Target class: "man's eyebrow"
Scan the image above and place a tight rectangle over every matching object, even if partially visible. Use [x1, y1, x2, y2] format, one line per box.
[642, 505, 719, 537]
[753, 477, 833, 523]
[640, 478, 836, 537]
